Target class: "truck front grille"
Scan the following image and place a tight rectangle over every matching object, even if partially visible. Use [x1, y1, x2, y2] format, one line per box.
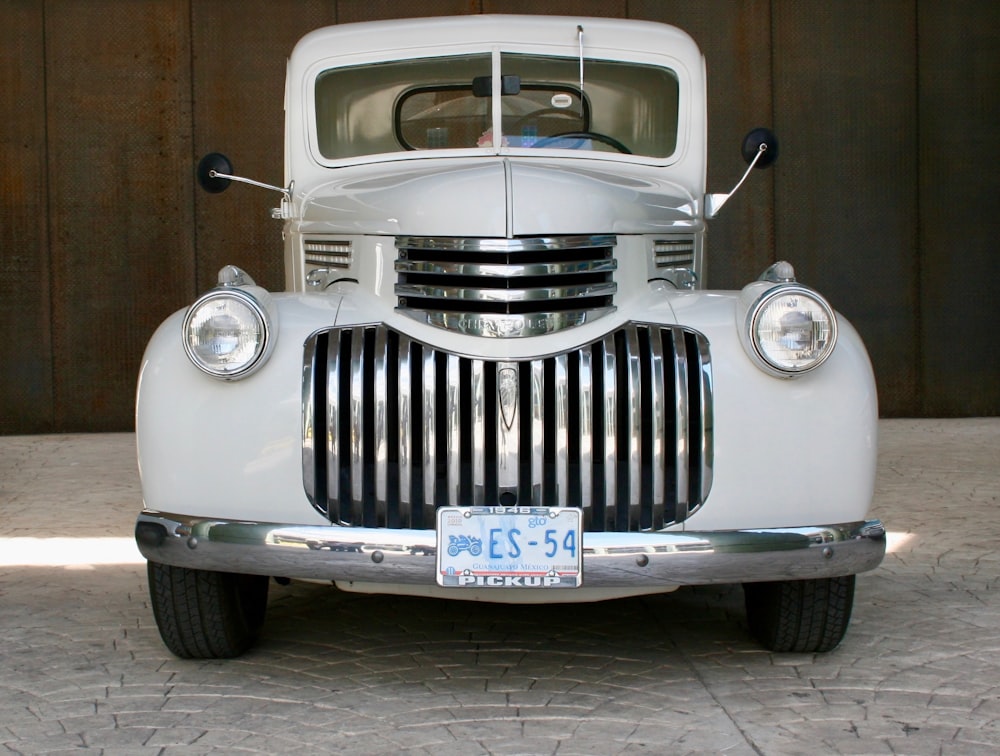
[302, 323, 713, 533]
[394, 236, 617, 337]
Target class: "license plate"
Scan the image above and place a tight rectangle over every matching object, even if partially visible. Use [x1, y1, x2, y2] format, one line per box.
[436, 506, 582, 588]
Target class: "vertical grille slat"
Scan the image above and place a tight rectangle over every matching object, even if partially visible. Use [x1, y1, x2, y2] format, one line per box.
[373, 327, 390, 526]
[624, 326, 643, 530]
[577, 348, 594, 526]
[471, 359, 486, 506]
[600, 333, 618, 531]
[325, 330, 342, 518]
[349, 330, 366, 524]
[445, 354, 462, 507]
[421, 345, 436, 521]
[397, 334, 413, 527]
[303, 323, 712, 532]
[648, 330, 667, 529]
[672, 328, 691, 523]
[529, 360, 544, 504]
[553, 354, 570, 509]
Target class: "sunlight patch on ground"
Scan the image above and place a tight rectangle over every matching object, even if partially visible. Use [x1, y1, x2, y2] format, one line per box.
[885, 530, 915, 553]
[0, 537, 144, 567]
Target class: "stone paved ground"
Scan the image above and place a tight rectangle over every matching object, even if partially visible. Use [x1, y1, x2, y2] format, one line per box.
[0, 419, 997, 755]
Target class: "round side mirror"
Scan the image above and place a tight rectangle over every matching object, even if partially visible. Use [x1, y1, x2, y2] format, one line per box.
[197, 153, 234, 193]
[741, 128, 779, 168]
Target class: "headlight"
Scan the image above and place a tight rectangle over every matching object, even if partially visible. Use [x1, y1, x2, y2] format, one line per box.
[182, 288, 272, 379]
[746, 285, 837, 376]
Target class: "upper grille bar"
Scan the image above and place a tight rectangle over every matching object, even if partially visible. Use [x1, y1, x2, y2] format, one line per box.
[302, 323, 713, 532]
[395, 235, 618, 337]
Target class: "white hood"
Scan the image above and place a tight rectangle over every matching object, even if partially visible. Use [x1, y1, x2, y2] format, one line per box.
[298, 158, 697, 237]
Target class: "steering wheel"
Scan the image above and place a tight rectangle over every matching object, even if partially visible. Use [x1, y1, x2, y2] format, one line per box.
[533, 131, 632, 154]
[510, 108, 583, 130]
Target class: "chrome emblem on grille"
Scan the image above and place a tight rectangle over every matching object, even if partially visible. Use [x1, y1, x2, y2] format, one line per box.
[497, 365, 519, 430]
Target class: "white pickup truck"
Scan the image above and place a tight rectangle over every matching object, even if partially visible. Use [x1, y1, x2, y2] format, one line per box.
[134, 14, 885, 658]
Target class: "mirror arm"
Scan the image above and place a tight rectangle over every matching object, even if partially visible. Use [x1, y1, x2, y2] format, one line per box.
[705, 143, 767, 219]
[209, 170, 291, 199]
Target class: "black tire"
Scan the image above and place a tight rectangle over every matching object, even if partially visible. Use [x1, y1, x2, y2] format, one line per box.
[743, 575, 856, 653]
[147, 561, 269, 659]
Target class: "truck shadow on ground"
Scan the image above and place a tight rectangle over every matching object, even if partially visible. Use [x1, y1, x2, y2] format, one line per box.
[254, 580, 755, 673]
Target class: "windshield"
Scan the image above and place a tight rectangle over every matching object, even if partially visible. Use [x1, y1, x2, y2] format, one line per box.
[314, 52, 679, 160]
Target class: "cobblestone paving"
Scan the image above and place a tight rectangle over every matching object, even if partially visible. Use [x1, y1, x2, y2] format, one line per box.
[1, 419, 997, 754]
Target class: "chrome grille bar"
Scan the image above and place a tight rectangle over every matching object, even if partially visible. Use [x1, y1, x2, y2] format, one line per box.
[497, 362, 519, 497]
[601, 333, 617, 530]
[396, 235, 618, 338]
[422, 345, 436, 521]
[326, 330, 342, 514]
[673, 328, 690, 522]
[397, 334, 413, 525]
[649, 331, 667, 528]
[624, 327, 642, 528]
[373, 327, 389, 526]
[349, 330, 365, 522]
[471, 359, 486, 506]
[553, 354, 569, 509]
[530, 359, 544, 504]
[302, 323, 712, 532]
[446, 353, 461, 507]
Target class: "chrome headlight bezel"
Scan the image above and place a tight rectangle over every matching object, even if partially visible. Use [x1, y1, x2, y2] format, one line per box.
[744, 284, 838, 377]
[182, 286, 274, 380]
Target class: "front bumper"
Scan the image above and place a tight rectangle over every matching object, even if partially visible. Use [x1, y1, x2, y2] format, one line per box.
[135, 512, 886, 588]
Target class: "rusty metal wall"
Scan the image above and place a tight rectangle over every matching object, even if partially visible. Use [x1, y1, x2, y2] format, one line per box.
[1, 0, 997, 433]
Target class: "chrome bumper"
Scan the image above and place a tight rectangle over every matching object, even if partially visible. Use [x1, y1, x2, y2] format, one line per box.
[135, 512, 886, 587]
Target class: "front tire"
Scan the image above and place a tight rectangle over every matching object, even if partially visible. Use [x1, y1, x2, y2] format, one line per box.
[743, 575, 856, 652]
[147, 561, 269, 659]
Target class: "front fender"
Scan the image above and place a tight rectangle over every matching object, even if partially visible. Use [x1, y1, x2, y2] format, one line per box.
[670, 290, 878, 531]
[136, 294, 343, 525]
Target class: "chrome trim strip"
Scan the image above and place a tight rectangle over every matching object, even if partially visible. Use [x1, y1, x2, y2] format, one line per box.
[395, 281, 617, 303]
[397, 235, 617, 253]
[137, 513, 887, 588]
[409, 308, 615, 339]
[395, 259, 617, 277]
